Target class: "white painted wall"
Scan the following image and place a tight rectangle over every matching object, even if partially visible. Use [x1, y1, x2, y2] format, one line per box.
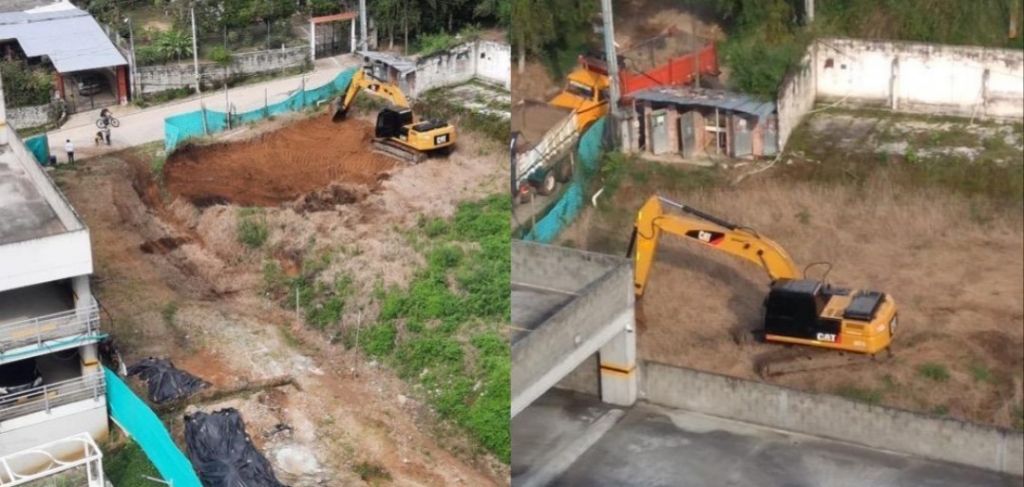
[475, 40, 511, 89]
[411, 39, 511, 96]
[815, 37, 1024, 119]
[776, 46, 816, 149]
[0, 399, 108, 475]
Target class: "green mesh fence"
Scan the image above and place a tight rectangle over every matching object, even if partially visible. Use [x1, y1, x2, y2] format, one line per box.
[104, 367, 201, 486]
[164, 67, 356, 153]
[523, 117, 607, 243]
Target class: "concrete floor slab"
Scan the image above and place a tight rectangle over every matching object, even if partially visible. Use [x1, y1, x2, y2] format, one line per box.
[514, 389, 1024, 487]
[0, 147, 63, 245]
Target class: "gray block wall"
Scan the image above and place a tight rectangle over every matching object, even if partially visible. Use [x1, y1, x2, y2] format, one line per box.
[643, 361, 1024, 476]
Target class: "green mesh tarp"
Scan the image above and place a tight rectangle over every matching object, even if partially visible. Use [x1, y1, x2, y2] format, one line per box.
[24, 134, 50, 165]
[104, 367, 202, 487]
[523, 117, 607, 243]
[164, 68, 356, 153]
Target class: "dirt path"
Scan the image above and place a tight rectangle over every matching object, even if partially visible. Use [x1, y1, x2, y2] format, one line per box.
[57, 111, 507, 485]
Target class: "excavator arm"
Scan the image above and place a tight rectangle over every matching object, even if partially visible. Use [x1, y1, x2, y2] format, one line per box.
[332, 67, 410, 120]
[628, 195, 800, 297]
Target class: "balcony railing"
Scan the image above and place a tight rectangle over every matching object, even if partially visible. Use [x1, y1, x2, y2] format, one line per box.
[0, 373, 105, 424]
[0, 300, 100, 354]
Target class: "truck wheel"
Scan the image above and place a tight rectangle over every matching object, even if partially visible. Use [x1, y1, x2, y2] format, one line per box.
[555, 159, 574, 183]
[517, 188, 534, 205]
[535, 172, 557, 196]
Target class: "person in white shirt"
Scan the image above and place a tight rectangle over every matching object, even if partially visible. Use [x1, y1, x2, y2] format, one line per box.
[65, 139, 75, 164]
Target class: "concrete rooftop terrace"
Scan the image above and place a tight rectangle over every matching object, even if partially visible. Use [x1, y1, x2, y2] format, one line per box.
[0, 143, 65, 245]
[0, 124, 91, 293]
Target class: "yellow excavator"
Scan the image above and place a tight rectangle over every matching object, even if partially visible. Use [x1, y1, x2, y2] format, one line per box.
[629, 195, 898, 376]
[331, 60, 456, 163]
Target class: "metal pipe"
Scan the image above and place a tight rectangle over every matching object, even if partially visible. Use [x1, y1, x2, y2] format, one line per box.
[658, 196, 739, 230]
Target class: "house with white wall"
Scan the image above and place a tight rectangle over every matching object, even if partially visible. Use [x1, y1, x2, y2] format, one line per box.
[0, 76, 107, 483]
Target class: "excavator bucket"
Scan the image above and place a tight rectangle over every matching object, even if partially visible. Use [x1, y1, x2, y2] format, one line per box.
[331, 98, 348, 122]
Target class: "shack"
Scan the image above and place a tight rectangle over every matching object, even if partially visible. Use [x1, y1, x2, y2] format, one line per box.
[626, 87, 779, 160]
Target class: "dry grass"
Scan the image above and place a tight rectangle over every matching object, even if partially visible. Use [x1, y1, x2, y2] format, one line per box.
[568, 161, 1024, 428]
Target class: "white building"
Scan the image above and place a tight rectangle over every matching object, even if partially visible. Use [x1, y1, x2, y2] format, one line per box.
[0, 75, 107, 482]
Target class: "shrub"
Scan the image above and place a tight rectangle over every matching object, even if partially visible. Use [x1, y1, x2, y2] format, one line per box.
[0, 61, 52, 107]
[237, 210, 269, 248]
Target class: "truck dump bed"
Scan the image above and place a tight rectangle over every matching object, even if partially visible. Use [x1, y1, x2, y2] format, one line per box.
[512, 101, 572, 152]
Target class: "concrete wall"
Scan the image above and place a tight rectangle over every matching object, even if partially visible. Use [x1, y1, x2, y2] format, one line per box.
[7, 104, 51, 130]
[136, 46, 310, 94]
[776, 46, 816, 150]
[512, 241, 634, 417]
[815, 37, 1024, 119]
[411, 40, 511, 96]
[642, 361, 1024, 476]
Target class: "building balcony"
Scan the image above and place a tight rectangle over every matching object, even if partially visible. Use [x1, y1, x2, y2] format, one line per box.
[0, 282, 101, 365]
[0, 372, 105, 425]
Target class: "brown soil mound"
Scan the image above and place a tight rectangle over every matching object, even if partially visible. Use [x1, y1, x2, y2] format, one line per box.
[164, 116, 394, 207]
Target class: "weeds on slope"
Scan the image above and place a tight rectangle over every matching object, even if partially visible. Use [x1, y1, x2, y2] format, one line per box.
[352, 195, 511, 462]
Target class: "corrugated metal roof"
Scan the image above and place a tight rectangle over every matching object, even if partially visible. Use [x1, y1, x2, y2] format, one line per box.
[358, 50, 417, 75]
[632, 86, 776, 121]
[0, 4, 127, 73]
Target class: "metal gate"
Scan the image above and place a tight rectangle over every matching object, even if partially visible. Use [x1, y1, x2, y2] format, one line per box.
[314, 21, 351, 59]
[763, 116, 779, 156]
[679, 110, 698, 158]
[649, 109, 669, 155]
[732, 116, 752, 157]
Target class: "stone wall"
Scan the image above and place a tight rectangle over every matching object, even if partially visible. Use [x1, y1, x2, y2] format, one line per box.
[6, 104, 52, 130]
[135, 46, 310, 95]
[776, 46, 816, 150]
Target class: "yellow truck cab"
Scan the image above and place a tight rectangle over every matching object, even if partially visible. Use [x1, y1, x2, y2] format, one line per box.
[548, 67, 610, 131]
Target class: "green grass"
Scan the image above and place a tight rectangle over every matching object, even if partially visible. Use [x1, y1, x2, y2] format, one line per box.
[263, 254, 354, 330]
[161, 301, 178, 326]
[834, 385, 883, 405]
[237, 208, 269, 249]
[415, 86, 508, 143]
[103, 439, 162, 486]
[353, 460, 392, 484]
[353, 195, 511, 462]
[917, 362, 951, 382]
[969, 361, 995, 383]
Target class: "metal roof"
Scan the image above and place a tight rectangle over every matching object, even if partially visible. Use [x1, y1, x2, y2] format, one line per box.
[0, 3, 127, 73]
[631, 86, 776, 121]
[358, 50, 417, 75]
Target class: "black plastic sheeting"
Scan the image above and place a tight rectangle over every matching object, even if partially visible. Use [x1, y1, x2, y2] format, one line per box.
[185, 408, 288, 487]
[126, 357, 209, 404]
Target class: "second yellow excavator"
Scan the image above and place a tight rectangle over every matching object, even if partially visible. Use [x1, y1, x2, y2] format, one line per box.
[628, 195, 898, 374]
[331, 59, 456, 163]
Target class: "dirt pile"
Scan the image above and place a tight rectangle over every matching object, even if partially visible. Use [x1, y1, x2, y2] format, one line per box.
[164, 116, 395, 207]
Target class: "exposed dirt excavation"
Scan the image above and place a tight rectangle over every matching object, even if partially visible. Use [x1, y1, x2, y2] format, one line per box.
[57, 109, 507, 485]
[164, 115, 394, 207]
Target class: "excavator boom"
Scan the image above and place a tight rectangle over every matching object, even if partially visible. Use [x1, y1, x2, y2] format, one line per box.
[332, 67, 411, 121]
[630, 196, 799, 296]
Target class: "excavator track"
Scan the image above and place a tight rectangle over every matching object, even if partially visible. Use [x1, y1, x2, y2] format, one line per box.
[754, 346, 894, 379]
[372, 139, 427, 164]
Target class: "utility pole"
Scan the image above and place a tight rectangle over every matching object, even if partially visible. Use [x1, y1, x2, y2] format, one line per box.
[359, 0, 368, 50]
[805, 0, 814, 24]
[191, 7, 201, 94]
[691, 16, 699, 87]
[600, 0, 621, 135]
